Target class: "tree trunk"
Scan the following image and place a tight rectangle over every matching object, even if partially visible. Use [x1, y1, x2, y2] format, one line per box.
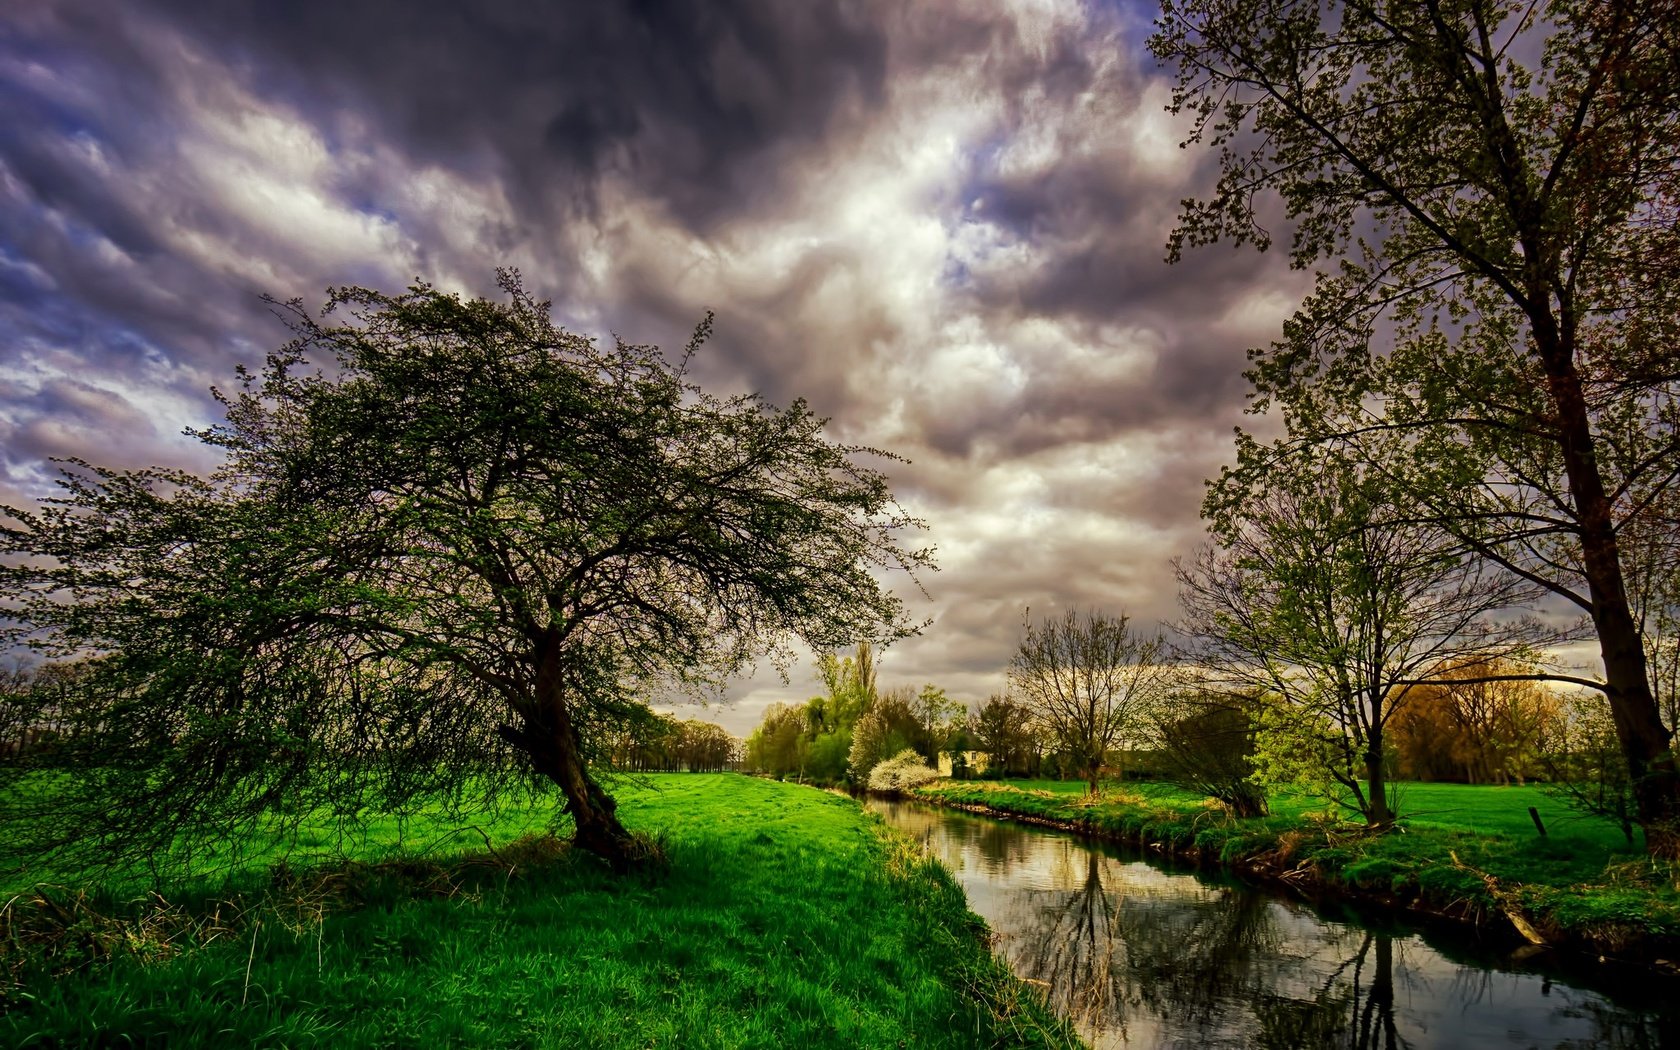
[1364, 745, 1393, 829]
[1534, 320, 1680, 856]
[1364, 936, 1397, 1049]
[500, 707, 643, 870]
[498, 636, 647, 871]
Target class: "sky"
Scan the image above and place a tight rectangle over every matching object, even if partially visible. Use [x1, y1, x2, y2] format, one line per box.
[0, 0, 1314, 734]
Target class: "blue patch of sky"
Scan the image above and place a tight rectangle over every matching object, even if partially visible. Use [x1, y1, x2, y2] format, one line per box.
[0, 238, 161, 375]
[342, 191, 403, 228]
[0, 35, 116, 143]
[0, 244, 55, 296]
[941, 256, 974, 289]
[1089, 0, 1165, 47]
[0, 282, 85, 354]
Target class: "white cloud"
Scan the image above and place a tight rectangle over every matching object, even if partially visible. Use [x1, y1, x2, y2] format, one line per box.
[0, 0, 1310, 738]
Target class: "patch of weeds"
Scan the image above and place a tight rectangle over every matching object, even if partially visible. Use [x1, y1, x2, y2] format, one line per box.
[1069, 787, 1145, 810]
[1341, 857, 1414, 893]
[1414, 865, 1489, 904]
[1543, 889, 1680, 935]
[1298, 844, 1353, 871]
[1217, 833, 1273, 865]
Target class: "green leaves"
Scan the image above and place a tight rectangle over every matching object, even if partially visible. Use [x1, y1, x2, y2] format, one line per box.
[1157, 0, 1680, 845]
[1, 271, 930, 877]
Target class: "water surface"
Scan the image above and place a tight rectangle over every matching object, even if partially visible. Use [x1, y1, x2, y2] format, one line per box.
[865, 797, 1679, 1049]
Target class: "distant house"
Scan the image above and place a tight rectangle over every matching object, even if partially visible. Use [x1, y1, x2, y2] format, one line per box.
[937, 751, 989, 778]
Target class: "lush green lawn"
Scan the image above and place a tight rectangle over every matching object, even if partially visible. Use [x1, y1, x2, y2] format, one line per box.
[983, 777, 1630, 849]
[2, 775, 1075, 1049]
[927, 777, 1677, 946]
[996, 778, 1187, 799]
[2, 798, 565, 905]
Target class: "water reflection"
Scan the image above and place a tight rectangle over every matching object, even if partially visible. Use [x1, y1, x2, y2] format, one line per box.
[867, 798, 1678, 1049]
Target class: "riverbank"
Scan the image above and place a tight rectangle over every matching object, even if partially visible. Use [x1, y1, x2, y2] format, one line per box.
[911, 780, 1680, 969]
[2, 775, 1078, 1048]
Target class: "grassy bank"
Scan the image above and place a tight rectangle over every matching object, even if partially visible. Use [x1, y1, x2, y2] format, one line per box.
[2, 775, 1076, 1048]
[914, 779, 1680, 962]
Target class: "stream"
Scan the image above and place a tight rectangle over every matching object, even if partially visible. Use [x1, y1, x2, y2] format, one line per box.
[864, 796, 1680, 1049]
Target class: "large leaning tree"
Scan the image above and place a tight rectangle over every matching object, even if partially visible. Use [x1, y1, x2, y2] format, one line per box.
[1152, 0, 1680, 850]
[0, 272, 930, 874]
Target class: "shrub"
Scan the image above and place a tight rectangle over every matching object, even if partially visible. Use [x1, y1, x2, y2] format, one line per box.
[868, 749, 941, 794]
[1153, 696, 1269, 817]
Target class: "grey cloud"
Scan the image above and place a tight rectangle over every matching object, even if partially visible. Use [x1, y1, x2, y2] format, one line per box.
[0, 0, 1305, 717]
[0, 374, 192, 492]
[136, 0, 888, 231]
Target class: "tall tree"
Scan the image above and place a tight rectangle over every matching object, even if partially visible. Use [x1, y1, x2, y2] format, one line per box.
[745, 702, 810, 779]
[1008, 608, 1173, 795]
[1622, 492, 1680, 732]
[847, 686, 924, 781]
[814, 641, 879, 733]
[1388, 658, 1563, 784]
[742, 642, 881, 784]
[912, 684, 962, 765]
[971, 694, 1040, 777]
[1152, 0, 1680, 849]
[1178, 445, 1555, 824]
[1152, 690, 1269, 817]
[0, 272, 929, 873]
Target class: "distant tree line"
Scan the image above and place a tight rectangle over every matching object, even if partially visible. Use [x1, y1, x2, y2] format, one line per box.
[609, 713, 741, 773]
[744, 618, 1173, 789]
[748, 610, 1644, 846]
[0, 660, 91, 759]
[742, 643, 968, 785]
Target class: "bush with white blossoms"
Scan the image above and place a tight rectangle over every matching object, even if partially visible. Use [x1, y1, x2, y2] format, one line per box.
[867, 748, 941, 793]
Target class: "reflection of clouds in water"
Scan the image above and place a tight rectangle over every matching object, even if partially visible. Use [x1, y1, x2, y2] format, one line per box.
[865, 799, 1672, 1049]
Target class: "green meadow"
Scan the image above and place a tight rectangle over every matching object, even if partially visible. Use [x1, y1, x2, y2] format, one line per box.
[1, 775, 1076, 1049]
[997, 778, 1632, 847]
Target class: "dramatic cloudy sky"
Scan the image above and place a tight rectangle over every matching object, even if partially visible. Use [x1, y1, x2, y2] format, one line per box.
[0, 0, 1312, 733]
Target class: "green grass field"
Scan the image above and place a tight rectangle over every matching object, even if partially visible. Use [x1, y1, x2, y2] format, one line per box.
[989, 778, 1632, 850]
[2, 790, 566, 903]
[1, 775, 1075, 1049]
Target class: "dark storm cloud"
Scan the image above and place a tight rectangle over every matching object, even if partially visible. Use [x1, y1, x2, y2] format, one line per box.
[930, 83, 1305, 458]
[1, 0, 907, 432]
[139, 0, 888, 231]
[2, 5, 309, 390]
[0, 0, 1313, 732]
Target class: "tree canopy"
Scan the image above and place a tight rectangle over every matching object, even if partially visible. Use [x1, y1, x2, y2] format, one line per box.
[1178, 445, 1555, 823]
[1008, 607, 1172, 794]
[970, 694, 1041, 778]
[1152, 0, 1680, 849]
[0, 271, 930, 874]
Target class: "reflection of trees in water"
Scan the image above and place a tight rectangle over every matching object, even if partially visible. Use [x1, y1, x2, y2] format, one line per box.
[1249, 934, 1408, 1050]
[1008, 848, 1287, 1038]
[1118, 881, 1283, 1034]
[974, 816, 1041, 869]
[871, 801, 1043, 872]
[877, 803, 1668, 1047]
[1012, 848, 1128, 1032]
[1007, 849, 1418, 1048]
[1551, 995, 1677, 1049]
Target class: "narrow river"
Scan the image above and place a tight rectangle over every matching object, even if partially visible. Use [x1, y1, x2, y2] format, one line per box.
[865, 797, 1679, 1049]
